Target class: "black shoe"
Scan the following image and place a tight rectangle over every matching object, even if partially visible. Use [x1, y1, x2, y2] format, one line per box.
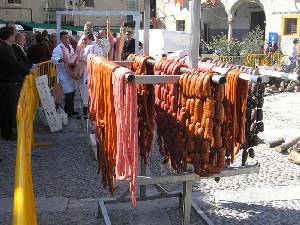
[83, 107, 88, 116]
[71, 111, 79, 116]
[66, 110, 78, 118]
[1, 133, 17, 141]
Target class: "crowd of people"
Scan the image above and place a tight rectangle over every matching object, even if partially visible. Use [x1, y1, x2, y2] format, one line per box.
[0, 23, 36, 140]
[0, 21, 142, 141]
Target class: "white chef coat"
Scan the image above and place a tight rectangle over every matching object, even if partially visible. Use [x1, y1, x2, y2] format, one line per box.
[51, 43, 76, 93]
[79, 42, 106, 106]
[97, 38, 110, 57]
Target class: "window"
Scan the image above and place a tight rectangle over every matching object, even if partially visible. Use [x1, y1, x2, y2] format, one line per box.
[284, 18, 297, 35]
[176, 20, 185, 31]
[85, 0, 94, 7]
[126, 15, 135, 27]
[46, 12, 73, 26]
[8, 0, 21, 4]
[48, 0, 65, 9]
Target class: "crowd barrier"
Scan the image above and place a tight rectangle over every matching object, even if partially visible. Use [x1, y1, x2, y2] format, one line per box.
[38, 60, 57, 89]
[205, 53, 283, 67]
[213, 55, 244, 65]
[13, 61, 56, 225]
[244, 53, 283, 67]
[14, 73, 39, 225]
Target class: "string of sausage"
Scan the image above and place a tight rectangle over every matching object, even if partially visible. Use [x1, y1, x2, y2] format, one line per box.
[132, 58, 249, 176]
[154, 58, 187, 172]
[188, 59, 259, 165]
[87, 55, 119, 193]
[224, 69, 249, 163]
[112, 66, 138, 208]
[127, 54, 155, 164]
[178, 69, 226, 176]
[153, 59, 225, 175]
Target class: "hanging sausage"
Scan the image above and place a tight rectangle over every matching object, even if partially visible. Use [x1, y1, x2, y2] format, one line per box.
[87, 55, 119, 193]
[127, 54, 156, 164]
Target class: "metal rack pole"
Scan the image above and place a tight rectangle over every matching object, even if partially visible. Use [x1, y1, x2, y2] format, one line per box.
[259, 68, 300, 81]
[145, 59, 226, 84]
[211, 67, 264, 83]
[125, 73, 262, 84]
[189, 0, 201, 68]
[144, 58, 262, 83]
[98, 164, 260, 224]
[143, 0, 150, 56]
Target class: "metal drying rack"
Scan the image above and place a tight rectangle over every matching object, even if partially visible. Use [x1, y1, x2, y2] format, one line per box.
[96, 59, 261, 225]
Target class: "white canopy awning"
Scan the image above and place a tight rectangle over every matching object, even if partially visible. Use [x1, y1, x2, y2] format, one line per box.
[0, 24, 24, 31]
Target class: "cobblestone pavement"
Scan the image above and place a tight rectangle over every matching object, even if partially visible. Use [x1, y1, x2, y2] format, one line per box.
[1, 92, 299, 225]
[0, 115, 204, 225]
[192, 92, 300, 225]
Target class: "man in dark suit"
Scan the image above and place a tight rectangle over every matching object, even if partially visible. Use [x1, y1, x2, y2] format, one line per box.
[12, 32, 32, 68]
[0, 27, 33, 140]
[11, 32, 33, 137]
[122, 30, 143, 60]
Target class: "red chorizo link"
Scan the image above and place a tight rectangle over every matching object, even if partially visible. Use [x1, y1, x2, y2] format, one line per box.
[186, 98, 191, 115]
[214, 102, 224, 124]
[214, 85, 225, 102]
[217, 147, 226, 168]
[194, 98, 203, 123]
[194, 122, 201, 136]
[172, 62, 184, 75]
[203, 73, 212, 97]
[189, 99, 195, 116]
[213, 125, 222, 148]
[198, 127, 205, 139]
[167, 61, 177, 75]
[163, 60, 173, 74]
[189, 74, 199, 97]
[187, 124, 195, 153]
[201, 140, 210, 168]
[203, 98, 215, 118]
[204, 118, 213, 140]
[185, 74, 193, 96]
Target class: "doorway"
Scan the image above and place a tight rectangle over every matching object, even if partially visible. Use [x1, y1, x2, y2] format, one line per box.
[203, 23, 210, 43]
[250, 11, 265, 31]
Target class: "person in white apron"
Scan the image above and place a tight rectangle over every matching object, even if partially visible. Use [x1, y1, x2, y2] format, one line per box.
[51, 31, 77, 117]
[79, 32, 106, 115]
[97, 30, 110, 58]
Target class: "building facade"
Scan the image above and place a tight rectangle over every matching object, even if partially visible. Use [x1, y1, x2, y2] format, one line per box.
[156, 0, 300, 54]
[0, 0, 143, 27]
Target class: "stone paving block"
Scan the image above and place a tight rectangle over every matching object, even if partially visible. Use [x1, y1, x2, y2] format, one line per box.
[212, 186, 300, 203]
[68, 198, 98, 211]
[0, 198, 12, 213]
[35, 196, 69, 212]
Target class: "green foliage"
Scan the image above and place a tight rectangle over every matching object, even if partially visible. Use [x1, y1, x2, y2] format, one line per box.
[209, 26, 265, 56]
[210, 33, 242, 56]
[240, 25, 265, 55]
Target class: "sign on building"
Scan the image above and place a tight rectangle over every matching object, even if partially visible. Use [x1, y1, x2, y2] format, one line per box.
[269, 32, 279, 44]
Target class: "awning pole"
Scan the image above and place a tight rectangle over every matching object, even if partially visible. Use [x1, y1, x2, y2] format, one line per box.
[189, 0, 201, 68]
[144, 0, 150, 55]
[56, 14, 62, 44]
